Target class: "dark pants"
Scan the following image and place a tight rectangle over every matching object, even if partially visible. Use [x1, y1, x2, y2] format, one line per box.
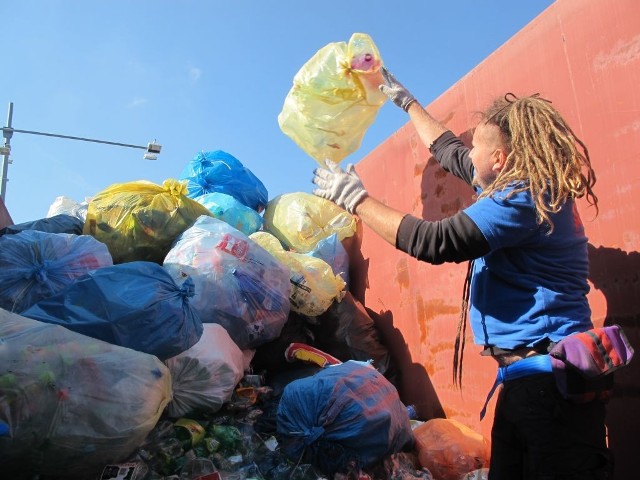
[489, 373, 613, 480]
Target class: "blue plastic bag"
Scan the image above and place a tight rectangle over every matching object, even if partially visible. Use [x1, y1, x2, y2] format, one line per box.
[276, 360, 414, 474]
[0, 214, 84, 236]
[0, 230, 113, 313]
[194, 192, 263, 235]
[179, 150, 268, 212]
[21, 261, 203, 360]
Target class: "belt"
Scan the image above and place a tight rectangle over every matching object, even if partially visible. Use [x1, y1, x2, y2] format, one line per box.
[480, 354, 553, 420]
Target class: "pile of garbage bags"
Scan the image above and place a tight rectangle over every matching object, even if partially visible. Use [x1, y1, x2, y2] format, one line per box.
[0, 148, 491, 479]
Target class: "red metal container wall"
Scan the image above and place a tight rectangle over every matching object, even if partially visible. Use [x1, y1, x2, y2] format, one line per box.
[350, 0, 640, 477]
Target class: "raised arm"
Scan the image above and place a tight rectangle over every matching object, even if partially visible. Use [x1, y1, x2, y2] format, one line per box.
[379, 67, 448, 150]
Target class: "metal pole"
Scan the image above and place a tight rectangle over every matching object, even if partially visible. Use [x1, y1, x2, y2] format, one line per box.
[0, 102, 13, 202]
[0, 102, 160, 202]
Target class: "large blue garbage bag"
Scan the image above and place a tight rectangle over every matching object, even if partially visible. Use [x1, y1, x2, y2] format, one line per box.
[179, 150, 268, 212]
[21, 261, 203, 360]
[0, 230, 113, 313]
[276, 360, 414, 475]
[0, 214, 84, 236]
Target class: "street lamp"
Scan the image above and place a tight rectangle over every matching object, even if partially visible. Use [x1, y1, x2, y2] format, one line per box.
[0, 102, 162, 201]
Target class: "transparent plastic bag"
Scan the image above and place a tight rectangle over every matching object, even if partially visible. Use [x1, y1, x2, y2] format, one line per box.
[83, 178, 212, 264]
[0, 309, 172, 478]
[263, 192, 356, 253]
[278, 32, 387, 166]
[164, 323, 245, 418]
[163, 216, 291, 349]
[250, 231, 346, 316]
[0, 230, 113, 313]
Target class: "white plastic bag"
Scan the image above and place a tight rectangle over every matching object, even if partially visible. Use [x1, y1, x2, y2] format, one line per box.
[164, 323, 245, 418]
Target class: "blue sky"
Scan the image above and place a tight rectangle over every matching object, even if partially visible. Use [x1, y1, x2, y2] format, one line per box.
[1, 0, 554, 224]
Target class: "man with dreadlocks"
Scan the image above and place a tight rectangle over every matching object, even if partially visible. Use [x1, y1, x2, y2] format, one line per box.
[312, 67, 612, 479]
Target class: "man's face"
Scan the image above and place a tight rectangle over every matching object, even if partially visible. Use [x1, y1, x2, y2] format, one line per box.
[469, 122, 507, 190]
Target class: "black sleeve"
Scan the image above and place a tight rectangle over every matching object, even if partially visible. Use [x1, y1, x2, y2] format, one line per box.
[430, 131, 474, 186]
[396, 211, 490, 264]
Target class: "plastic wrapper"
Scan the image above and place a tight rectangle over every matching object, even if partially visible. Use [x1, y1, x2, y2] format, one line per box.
[21, 261, 203, 360]
[263, 192, 356, 253]
[194, 191, 263, 235]
[250, 231, 345, 316]
[276, 360, 414, 476]
[46, 195, 90, 221]
[83, 178, 212, 264]
[164, 323, 245, 418]
[163, 215, 290, 350]
[0, 309, 172, 478]
[0, 213, 84, 236]
[179, 150, 268, 212]
[413, 418, 491, 480]
[278, 32, 387, 166]
[0, 230, 113, 313]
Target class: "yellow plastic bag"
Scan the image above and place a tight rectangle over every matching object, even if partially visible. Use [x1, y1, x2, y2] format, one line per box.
[414, 418, 491, 480]
[250, 231, 346, 316]
[278, 32, 387, 166]
[84, 179, 212, 264]
[262, 192, 356, 254]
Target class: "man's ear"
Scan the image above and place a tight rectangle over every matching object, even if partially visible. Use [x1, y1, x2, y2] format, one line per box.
[492, 148, 508, 172]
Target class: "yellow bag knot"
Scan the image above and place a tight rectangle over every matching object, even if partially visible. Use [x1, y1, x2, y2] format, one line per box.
[163, 179, 188, 197]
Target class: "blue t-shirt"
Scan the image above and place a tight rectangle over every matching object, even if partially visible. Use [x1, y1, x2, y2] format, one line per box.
[463, 186, 593, 349]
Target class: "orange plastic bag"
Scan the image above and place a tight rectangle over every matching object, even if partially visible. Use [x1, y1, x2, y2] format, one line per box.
[414, 418, 491, 480]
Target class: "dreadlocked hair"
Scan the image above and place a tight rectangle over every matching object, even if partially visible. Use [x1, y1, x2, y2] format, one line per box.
[478, 93, 598, 232]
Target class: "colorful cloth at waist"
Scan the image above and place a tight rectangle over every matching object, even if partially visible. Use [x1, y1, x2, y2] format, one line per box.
[480, 354, 553, 420]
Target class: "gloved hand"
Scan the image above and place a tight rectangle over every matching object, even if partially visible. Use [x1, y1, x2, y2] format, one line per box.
[379, 67, 417, 112]
[312, 161, 368, 214]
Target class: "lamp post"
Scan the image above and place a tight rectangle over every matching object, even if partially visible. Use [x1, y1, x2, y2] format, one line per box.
[0, 102, 162, 201]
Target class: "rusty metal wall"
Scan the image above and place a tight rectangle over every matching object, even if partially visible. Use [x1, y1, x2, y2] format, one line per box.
[350, 0, 640, 477]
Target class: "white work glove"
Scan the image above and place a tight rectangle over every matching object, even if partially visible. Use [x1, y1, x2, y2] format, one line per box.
[379, 67, 417, 112]
[312, 161, 368, 214]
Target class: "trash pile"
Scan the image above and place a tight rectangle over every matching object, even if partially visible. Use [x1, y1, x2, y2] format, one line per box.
[0, 148, 490, 480]
[0, 33, 491, 480]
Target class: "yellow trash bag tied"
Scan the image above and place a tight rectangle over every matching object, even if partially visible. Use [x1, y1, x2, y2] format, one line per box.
[278, 32, 387, 166]
[263, 192, 356, 254]
[84, 179, 212, 264]
[250, 231, 346, 317]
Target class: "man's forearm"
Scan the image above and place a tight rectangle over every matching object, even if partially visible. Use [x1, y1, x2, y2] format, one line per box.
[352, 196, 406, 247]
[406, 102, 448, 151]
